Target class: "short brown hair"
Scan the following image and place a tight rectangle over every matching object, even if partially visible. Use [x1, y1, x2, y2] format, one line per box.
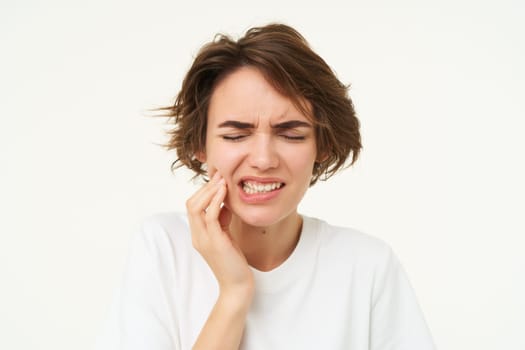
[159, 23, 361, 185]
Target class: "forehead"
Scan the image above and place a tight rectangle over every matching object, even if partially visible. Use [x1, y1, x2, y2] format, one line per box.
[207, 66, 312, 125]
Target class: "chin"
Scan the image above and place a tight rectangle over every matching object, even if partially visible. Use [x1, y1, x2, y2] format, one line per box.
[229, 203, 295, 229]
[239, 215, 277, 228]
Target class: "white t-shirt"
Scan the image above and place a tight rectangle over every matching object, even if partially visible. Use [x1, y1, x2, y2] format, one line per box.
[95, 212, 436, 350]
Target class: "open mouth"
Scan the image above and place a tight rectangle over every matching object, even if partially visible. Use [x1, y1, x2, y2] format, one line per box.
[240, 180, 285, 195]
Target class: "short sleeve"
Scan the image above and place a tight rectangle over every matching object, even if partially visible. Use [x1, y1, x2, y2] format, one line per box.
[370, 247, 436, 350]
[94, 221, 180, 350]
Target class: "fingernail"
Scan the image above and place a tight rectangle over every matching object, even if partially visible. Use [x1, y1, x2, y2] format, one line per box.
[218, 178, 225, 185]
[212, 172, 220, 181]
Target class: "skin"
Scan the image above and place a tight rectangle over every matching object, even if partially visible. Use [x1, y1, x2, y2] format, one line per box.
[187, 66, 319, 349]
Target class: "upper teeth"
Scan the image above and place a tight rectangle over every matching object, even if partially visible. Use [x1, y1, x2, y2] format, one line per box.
[242, 181, 282, 194]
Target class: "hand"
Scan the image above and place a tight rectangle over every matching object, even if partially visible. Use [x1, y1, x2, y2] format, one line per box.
[186, 172, 254, 298]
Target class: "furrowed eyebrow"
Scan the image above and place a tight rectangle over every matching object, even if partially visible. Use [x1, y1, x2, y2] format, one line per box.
[217, 120, 255, 129]
[217, 119, 312, 129]
[271, 120, 312, 129]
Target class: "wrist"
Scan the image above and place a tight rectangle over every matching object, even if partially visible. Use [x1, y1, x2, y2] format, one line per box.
[218, 284, 255, 311]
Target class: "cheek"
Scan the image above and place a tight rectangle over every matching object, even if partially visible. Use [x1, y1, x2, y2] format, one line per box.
[206, 147, 243, 178]
[297, 161, 316, 185]
[285, 148, 316, 175]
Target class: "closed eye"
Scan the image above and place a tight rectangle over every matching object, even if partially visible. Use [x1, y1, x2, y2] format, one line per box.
[221, 133, 307, 141]
[281, 135, 306, 140]
[222, 135, 247, 141]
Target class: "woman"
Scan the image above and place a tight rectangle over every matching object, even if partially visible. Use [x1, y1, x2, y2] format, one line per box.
[96, 23, 435, 349]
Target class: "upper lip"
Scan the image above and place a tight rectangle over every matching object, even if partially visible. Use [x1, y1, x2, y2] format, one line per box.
[239, 176, 286, 185]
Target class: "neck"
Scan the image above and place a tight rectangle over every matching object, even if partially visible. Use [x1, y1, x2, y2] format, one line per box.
[229, 212, 303, 272]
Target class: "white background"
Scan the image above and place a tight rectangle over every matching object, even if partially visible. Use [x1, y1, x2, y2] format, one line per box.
[1, 0, 524, 349]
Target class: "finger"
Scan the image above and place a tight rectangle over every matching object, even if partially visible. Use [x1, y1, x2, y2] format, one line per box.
[204, 180, 227, 232]
[192, 181, 225, 250]
[186, 171, 221, 205]
[186, 173, 223, 216]
[187, 174, 225, 248]
[187, 173, 224, 245]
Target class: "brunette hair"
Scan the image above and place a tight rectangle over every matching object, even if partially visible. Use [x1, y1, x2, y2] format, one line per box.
[159, 23, 361, 185]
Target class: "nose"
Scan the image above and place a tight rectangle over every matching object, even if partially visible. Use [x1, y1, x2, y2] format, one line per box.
[247, 133, 279, 171]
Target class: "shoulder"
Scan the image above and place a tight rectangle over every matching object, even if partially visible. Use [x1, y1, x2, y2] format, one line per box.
[131, 212, 192, 259]
[140, 211, 190, 236]
[305, 216, 395, 270]
[311, 217, 392, 258]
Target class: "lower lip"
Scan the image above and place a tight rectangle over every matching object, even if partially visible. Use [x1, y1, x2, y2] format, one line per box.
[238, 184, 283, 203]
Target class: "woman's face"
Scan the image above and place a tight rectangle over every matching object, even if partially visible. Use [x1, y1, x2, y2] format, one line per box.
[200, 66, 317, 228]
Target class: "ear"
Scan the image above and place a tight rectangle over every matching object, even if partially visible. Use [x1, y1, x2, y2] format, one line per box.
[195, 150, 206, 163]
